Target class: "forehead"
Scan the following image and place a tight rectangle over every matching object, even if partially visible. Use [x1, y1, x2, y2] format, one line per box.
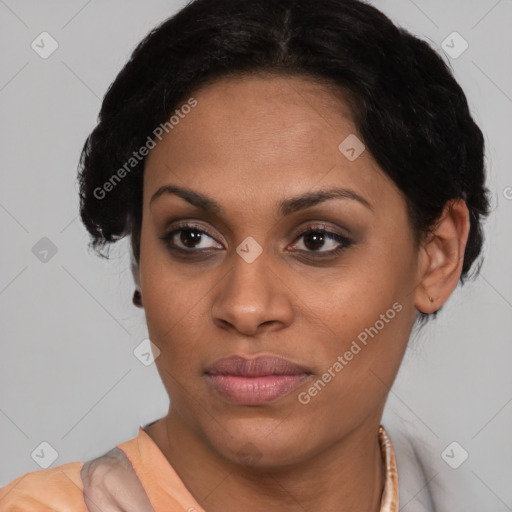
[143, 74, 402, 217]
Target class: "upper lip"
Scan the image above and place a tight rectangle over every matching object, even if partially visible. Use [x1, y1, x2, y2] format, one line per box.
[204, 355, 312, 377]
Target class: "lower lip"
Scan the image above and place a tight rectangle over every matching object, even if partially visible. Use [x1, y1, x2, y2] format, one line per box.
[206, 374, 310, 405]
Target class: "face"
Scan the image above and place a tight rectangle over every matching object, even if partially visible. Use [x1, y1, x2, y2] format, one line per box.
[137, 74, 421, 466]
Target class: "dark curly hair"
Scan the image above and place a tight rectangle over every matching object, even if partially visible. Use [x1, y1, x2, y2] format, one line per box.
[77, 0, 492, 326]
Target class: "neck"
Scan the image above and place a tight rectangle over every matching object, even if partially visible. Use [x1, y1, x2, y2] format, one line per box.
[146, 411, 386, 512]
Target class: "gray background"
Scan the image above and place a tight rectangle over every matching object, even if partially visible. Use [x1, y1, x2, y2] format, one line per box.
[0, 0, 511, 510]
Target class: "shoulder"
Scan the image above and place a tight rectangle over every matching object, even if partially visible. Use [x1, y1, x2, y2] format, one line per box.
[0, 461, 86, 512]
[0, 429, 147, 512]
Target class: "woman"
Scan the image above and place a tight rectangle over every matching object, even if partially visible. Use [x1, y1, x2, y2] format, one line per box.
[0, 0, 490, 510]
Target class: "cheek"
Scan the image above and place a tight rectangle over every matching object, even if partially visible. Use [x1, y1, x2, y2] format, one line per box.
[140, 227, 193, 335]
[296, 235, 414, 380]
[139, 223, 228, 372]
[297, 251, 406, 339]
[297, 301, 409, 429]
[141, 268, 216, 374]
[144, 290, 204, 354]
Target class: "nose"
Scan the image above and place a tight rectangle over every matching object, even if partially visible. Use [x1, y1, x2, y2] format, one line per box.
[210, 248, 294, 336]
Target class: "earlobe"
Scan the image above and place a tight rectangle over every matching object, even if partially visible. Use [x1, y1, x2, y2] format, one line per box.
[133, 289, 143, 308]
[414, 199, 470, 314]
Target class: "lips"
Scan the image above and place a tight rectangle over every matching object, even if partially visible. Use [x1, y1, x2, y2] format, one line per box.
[204, 355, 312, 405]
[205, 355, 310, 377]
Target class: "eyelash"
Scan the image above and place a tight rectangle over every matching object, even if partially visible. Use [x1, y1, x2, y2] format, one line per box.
[159, 222, 353, 258]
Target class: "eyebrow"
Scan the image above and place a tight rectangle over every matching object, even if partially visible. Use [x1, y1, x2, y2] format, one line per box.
[149, 184, 374, 216]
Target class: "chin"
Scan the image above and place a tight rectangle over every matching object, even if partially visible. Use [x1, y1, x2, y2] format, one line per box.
[204, 415, 316, 469]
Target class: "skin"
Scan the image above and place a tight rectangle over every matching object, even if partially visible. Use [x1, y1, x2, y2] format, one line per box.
[132, 73, 470, 512]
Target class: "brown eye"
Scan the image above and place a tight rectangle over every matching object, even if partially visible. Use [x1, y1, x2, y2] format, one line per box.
[302, 230, 327, 251]
[290, 226, 353, 256]
[179, 228, 204, 248]
[160, 223, 223, 252]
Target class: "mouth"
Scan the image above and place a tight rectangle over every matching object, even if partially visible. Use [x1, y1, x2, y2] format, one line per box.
[204, 355, 313, 405]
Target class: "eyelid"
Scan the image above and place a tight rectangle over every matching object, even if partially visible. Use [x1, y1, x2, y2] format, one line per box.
[161, 213, 233, 239]
[163, 219, 223, 242]
[287, 223, 353, 253]
[289, 221, 352, 241]
[161, 220, 353, 257]
[162, 219, 350, 243]
[160, 221, 223, 252]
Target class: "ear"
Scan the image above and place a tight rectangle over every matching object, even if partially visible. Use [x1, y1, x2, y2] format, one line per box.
[414, 199, 470, 314]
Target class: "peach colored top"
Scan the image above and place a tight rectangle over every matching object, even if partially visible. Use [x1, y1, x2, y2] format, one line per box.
[0, 424, 398, 511]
